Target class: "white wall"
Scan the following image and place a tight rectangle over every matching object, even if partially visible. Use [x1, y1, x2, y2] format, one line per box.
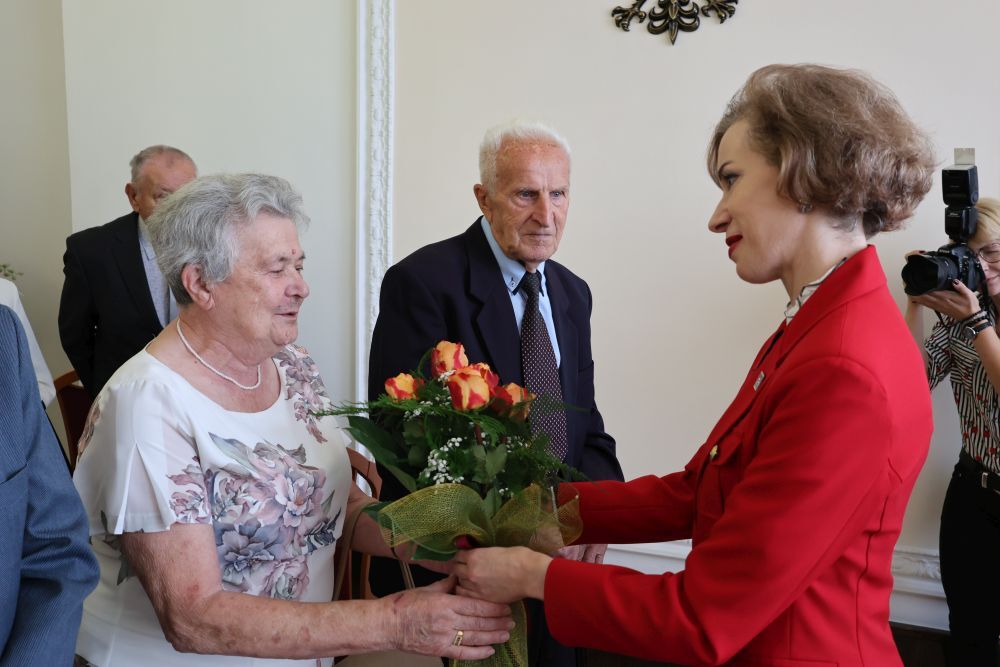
[0, 0, 73, 400]
[60, 0, 358, 400]
[392, 0, 1000, 627]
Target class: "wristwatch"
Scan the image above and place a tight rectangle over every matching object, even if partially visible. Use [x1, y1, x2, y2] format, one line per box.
[963, 319, 992, 342]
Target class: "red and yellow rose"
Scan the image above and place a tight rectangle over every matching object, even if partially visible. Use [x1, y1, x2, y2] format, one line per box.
[490, 383, 534, 421]
[431, 341, 469, 377]
[385, 373, 423, 400]
[446, 366, 492, 411]
[466, 362, 499, 389]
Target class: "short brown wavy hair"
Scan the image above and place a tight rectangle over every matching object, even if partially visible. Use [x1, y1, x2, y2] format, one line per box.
[707, 64, 937, 237]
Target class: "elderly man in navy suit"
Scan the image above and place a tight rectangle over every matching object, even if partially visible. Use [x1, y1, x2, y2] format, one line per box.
[59, 145, 197, 398]
[367, 120, 623, 667]
[0, 305, 98, 664]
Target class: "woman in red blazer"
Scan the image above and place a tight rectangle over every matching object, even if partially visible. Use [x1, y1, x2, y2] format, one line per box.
[455, 64, 937, 667]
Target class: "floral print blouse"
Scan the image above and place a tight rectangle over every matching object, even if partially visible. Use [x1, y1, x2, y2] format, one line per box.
[73, 345, 351, 667]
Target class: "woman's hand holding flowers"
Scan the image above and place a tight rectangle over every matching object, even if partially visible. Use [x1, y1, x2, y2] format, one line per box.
[453, 547, 552, 605]
[384, 576, 514, 660]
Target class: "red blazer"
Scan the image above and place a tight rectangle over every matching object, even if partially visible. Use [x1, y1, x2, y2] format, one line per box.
[545, 247, 932, 667]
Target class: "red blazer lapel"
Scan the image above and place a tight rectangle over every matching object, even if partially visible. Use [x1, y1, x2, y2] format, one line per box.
[692, 247, 887, 480]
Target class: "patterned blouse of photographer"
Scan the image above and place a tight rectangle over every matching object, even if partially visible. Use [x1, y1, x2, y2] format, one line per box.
[906, 196, 1000, 666]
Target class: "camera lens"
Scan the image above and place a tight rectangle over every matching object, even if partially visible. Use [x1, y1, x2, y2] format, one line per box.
[902, 253, 958, 295]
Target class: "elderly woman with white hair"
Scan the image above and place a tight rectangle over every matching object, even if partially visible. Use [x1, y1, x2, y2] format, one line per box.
[72, 173, 512, 666]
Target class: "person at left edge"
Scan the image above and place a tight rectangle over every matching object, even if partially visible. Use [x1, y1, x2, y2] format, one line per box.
[59, 145, 197, 398]
[367, 119, 624, 667]
[0, 304, 98, 666]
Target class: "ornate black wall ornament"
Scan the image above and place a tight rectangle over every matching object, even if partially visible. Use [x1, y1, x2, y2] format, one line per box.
[612, 0, 739, 45]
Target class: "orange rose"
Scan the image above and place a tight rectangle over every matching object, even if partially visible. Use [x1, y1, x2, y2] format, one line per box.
[385, 373, 423, 400]
[466, 362, 499, 389]
[431, 341, 469, 377]
[446, 367, 491, 411]
[490, 383, 534, 421]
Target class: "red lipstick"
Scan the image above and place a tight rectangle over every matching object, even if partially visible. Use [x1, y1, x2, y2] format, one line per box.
[726, 235, 742, 258]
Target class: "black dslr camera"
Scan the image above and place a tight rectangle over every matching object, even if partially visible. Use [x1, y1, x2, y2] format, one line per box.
[902, 155, 982, 296]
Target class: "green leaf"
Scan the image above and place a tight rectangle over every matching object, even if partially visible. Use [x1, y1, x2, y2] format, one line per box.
[483, 487, 502, 517]
[343, 417, 418, 492]
[402, 419, 425, 445]
[475, 413, 507, 437]
[382, 464, 417, 493]
[407, 444, 429, 467]
[345, 416, 401, 456]
[485, 446, 507, 478]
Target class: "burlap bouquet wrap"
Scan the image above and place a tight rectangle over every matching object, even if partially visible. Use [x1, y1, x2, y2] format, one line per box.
[369, 483, 582, 667]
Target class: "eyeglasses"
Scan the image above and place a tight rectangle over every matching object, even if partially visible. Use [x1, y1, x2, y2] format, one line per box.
[975, 243, 1000, 264]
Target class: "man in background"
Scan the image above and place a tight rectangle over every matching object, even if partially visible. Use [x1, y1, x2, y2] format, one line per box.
[367, 120, 623, 667]
[59, 145, 197, 397]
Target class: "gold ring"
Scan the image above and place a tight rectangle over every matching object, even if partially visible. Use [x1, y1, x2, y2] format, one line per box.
[453, 630, 464, 647]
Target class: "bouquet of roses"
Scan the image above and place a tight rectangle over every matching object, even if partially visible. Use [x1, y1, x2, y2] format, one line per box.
[319, 341, 584, 666]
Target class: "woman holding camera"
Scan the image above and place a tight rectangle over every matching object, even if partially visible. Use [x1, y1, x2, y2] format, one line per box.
[455, 63, 936, 667]
[906, 197, 1000, 666]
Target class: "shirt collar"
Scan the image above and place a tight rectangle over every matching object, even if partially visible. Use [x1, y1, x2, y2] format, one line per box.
[480, 216, 547, 296]
[136, 215, 156, 261]
[784, 257, 847, 323]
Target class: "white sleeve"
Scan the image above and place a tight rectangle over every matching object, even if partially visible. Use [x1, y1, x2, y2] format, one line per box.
[0, 279, 55, 406]
[73, 377, 211, 537]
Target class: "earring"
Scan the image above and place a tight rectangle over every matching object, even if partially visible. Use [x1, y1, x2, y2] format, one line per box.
[798, 201, 813, 214]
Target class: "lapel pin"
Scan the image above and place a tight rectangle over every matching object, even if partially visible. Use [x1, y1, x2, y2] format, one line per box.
[753, 371, 765, 391]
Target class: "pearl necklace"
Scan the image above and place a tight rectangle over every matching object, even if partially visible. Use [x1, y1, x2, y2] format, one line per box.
[175, 319, 262, 391]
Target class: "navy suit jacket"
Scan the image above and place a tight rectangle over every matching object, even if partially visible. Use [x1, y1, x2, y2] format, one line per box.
[0, 306, 98, 665]
[368, 219, 622, 481]
[59, 212, 163, 398]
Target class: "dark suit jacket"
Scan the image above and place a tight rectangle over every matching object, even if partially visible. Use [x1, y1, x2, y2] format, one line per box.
[367, 220, 623, 666]
[59, 212, 164, 398]
[0, 306, 98, 664]
[369, 219, 622, 480]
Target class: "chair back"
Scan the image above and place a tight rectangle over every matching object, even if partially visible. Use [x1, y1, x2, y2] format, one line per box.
[53, 370, 92, 471]
[334, 447, 384, 601]
[346, 447, 382, 499]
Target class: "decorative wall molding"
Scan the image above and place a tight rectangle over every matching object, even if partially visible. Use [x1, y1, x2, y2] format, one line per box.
[605, 541, 947, 630]
[892, 546, 941, 582]
[612, 0, 739, 45]
[355, 0, 395, 402]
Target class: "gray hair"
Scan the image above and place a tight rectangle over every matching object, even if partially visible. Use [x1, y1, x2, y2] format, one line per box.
[129, 145, 196, 182]
[478, 120, 571, 192]
[146, 173, 310, 306]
